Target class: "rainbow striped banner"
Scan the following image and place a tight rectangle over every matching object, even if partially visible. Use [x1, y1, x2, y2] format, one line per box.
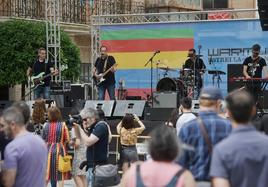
[100, 24, 194, 96]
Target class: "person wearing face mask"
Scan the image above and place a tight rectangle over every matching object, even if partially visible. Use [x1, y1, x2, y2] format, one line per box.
[243, 44, 268, 102]
[183, 48, 206, 97]
[93, 45, 117, 100]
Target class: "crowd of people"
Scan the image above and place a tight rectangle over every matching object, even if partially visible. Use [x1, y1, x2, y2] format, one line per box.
[1, 86, 268, 187]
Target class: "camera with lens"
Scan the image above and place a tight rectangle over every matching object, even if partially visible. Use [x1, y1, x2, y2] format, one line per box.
[65, 114, 83, 129]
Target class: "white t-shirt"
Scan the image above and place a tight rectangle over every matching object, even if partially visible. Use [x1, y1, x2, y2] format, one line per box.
[176, 113, 196, 136]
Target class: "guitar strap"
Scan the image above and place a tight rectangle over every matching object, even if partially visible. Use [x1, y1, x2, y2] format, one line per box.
[103, 56, 109, 73]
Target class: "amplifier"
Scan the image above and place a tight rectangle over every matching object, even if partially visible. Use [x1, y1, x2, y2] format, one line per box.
[152, 92, 179, 108]
[144, 107, 174, 121]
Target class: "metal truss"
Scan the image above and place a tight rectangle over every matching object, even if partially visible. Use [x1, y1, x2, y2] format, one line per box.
[90, 8, 258, 99]
[45, 0, 61, 82]
[92, 8, 258, 25]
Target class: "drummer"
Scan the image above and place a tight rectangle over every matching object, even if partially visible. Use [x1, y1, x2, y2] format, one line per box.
[183, 48, 206, 96]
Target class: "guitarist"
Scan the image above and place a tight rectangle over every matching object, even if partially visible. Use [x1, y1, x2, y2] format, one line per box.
[243, 44, 268, 102]
[93, 46, 117, 100]
[27, 47, 58, 99]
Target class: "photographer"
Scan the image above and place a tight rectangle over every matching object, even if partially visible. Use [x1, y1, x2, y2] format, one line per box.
[116, 113, 145, 173]
[73, 108, 110, 186]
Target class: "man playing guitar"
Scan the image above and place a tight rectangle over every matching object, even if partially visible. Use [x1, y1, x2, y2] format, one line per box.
[27, 47, 58, 99]
[243, 44, 268, 102]
[93, 46, 117, 100]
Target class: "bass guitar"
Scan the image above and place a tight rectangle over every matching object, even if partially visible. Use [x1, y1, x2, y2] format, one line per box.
[93, 63, 118, 85]
[30, 65, 67, 89]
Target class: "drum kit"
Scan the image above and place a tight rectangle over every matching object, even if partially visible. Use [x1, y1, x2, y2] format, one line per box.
[156, 66, 199, 98]
[156, 65, 226, 99]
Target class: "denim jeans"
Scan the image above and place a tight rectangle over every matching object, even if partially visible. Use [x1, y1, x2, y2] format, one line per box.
[97, 83, 115, 100]
[34, 86, 50, 99]
[87, 168, 93, 187]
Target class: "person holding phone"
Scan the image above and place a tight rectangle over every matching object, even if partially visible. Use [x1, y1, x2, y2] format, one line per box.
[116, 113, 145, 173]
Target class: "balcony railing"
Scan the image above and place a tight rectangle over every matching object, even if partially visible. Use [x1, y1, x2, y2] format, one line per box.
[0, 0, 91, 24]
[145, 0, 202, 11]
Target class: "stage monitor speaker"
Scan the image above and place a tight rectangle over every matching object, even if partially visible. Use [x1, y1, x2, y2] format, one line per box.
[0, 101, 13, 115]
[227, 64, 244, 92]
[50, 94, 64, 108]
[84, 100, 115, 117]
[153, 92, 179, 108]
[113, 100, 146, 117]
[192, 100, 200, 114]
[144, 107, 174, 121]
[258, 0, 268, 31]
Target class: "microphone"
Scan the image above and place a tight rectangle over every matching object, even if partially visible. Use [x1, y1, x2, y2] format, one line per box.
[198, 45, 202, 50]
[155, 50, 160, 54]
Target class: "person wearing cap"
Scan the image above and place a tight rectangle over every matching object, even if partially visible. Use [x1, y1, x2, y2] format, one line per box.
[210, 90, 268, 187]
[178, 87, 232, 182]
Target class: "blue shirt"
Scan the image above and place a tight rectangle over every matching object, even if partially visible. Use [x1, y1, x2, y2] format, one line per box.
[210, 125, 268, 187]
[178, 111, 231, 181]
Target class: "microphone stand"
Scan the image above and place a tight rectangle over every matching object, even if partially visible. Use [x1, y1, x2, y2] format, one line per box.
[195, 45, 202, 99]
[144, 51, 159, 107]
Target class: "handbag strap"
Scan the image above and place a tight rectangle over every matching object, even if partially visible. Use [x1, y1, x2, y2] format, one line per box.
[197, 117, 213, 155]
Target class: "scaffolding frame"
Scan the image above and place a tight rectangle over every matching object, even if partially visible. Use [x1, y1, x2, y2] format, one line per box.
[90, 8, 258, 99]
[45, 0, 61, 81]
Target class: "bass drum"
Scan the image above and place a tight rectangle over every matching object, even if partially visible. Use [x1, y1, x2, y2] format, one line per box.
[156, 77, 186, 97]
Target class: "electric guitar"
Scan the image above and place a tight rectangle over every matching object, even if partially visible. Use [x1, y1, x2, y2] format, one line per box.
[93, 63, 118, 85]
[30, 65, 68, 89]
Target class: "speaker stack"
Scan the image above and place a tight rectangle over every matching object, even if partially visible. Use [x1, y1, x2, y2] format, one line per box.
[258, 0, 268, 31]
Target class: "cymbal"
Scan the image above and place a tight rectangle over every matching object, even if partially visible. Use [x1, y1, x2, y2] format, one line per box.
[159, 67, 177, 72]
[182, 68, 192, 71]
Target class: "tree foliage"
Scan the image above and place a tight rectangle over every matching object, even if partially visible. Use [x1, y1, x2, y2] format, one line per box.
[0, 19, 81, 86]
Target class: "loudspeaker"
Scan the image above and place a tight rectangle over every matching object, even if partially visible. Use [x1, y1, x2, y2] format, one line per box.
[50, 94, 64, 108]
[113, 100, 146, 117]
[192, 100, 200, 114]
[227, 64, 244, 92]
[152, 92, 179, 108]
[259, 90, 268, 110]
[84, 100, 115, 117]
[64, 84, 92, 107]
[258, 0, 268, 31]
[59, 107, 73, 119]
[144, 107, 174, 121]
[0, 101, 13, 115]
